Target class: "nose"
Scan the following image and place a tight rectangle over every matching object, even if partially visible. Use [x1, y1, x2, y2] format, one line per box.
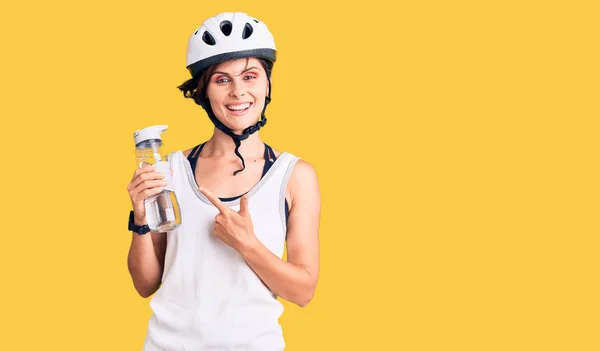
[229, 80, 245, 98]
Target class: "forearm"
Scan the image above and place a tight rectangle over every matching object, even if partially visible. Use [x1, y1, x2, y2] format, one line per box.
[241, 238, 316, 307]
[127, 231, 162, 298]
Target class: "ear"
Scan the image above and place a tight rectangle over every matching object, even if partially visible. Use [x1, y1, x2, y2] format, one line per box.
[266, 75, 271, 95]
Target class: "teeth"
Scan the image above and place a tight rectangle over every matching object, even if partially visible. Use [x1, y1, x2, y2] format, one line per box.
[227, 103, 250, 111]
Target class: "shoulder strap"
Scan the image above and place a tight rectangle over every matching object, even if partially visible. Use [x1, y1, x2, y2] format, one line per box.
[187, 143, 205, 174]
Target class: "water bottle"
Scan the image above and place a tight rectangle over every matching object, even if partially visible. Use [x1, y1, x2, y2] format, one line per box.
[133, 125, 182, 232]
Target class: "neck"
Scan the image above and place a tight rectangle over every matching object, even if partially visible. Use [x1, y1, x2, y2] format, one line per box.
[203, 127, 264, 159]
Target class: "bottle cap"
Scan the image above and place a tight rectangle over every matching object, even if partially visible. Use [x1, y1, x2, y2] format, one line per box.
[134, 125, 168, 146]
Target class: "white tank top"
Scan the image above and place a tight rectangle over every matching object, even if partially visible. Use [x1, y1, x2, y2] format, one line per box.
[142, 149, 300, 351]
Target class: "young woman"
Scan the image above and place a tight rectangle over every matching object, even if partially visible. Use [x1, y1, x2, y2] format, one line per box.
[126, 12, 321, 350]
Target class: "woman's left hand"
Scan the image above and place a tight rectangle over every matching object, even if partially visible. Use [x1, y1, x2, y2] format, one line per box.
[198, 186, 259, 254]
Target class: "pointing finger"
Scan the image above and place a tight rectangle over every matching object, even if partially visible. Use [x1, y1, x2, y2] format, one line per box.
[199, 186, 229, 213]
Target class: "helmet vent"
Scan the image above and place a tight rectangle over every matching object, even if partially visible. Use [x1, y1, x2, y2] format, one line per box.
[202, 31, 216, 45]
[242, 23, 253, 39]
[220, 21, 232, 36]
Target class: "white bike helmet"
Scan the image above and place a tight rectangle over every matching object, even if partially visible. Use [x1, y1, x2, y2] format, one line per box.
[186, 12, 277, 79]
[184, 12, 277, 176]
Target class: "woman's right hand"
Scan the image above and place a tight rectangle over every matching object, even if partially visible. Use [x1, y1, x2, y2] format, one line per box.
[127, 164, 168, 224]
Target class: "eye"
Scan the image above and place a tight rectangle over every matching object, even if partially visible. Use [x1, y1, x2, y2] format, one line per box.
[244, 75, 256, 80]
[216, 77, 230, 83]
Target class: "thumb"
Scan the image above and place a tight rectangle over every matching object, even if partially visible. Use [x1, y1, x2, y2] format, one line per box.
[239, 193, 250, 216]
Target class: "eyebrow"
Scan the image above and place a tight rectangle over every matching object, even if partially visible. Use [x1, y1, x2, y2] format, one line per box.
[212, 66, 260, 77]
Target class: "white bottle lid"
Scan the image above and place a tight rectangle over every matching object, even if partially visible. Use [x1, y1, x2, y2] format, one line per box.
[134, 125, 168, 146]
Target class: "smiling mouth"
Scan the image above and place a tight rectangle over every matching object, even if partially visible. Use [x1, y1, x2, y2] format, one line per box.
[226, 102, 252, 112]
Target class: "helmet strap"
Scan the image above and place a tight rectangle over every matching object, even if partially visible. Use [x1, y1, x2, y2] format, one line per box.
[199, 75, 273, 176]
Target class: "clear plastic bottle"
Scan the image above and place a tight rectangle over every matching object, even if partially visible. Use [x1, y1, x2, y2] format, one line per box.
[133, 125, 182, 232]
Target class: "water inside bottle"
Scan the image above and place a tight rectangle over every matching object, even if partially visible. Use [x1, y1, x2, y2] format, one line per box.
[136, 148, 161, 168]
[135, 141, 181, 232]
[145, 189, 182, 233]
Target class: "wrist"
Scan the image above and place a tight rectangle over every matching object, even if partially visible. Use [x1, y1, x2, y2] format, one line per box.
[240, 234, 261, 259]
[134, 216, 147, 226]
[133, 212, 147, 226]
[129, 210, 151, 235]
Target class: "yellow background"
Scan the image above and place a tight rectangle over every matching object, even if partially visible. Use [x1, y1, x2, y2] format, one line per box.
[1, 0, 598, 350]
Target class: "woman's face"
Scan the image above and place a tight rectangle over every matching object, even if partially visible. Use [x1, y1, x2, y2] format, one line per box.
[205, 57, 269, 133]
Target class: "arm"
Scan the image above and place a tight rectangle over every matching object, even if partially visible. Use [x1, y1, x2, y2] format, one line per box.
[241, 160, 321, 307]
[127, 216, 167, 298]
